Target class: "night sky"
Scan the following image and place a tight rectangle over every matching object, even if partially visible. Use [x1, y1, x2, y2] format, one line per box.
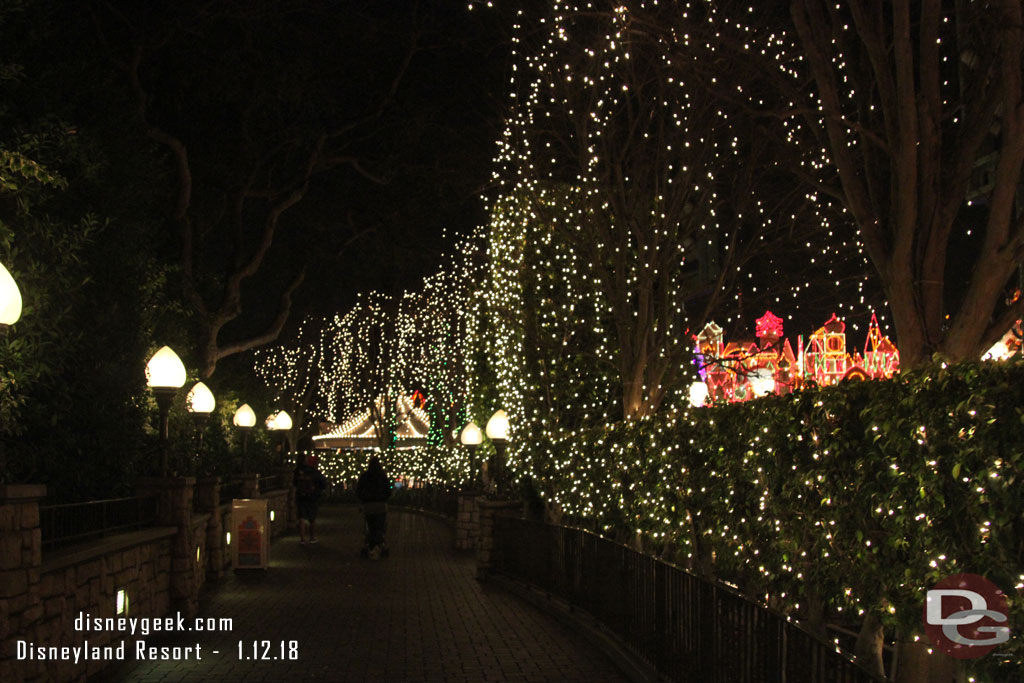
[218, 2, 513, 331]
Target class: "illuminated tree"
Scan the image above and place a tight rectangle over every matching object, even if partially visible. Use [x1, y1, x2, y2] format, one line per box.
[253, 317, 323, 442]
[493, 2, 829, 420]
[408, 238, 486, 446]
[778, 1, 1024, 367]
[315, 292, 417, 451]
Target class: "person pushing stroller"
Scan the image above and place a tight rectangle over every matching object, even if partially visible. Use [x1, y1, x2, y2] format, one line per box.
[356, 456, 392, 559]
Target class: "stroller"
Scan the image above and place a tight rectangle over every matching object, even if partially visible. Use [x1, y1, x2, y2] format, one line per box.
[359, 500, 389, 560]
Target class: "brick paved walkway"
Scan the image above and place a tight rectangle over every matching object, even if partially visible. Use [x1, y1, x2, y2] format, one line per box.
[101, 506, 629, 682]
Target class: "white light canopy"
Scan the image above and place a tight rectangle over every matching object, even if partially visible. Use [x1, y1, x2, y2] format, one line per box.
[0, 261, 22, 326]
[460, 421, 483, 446]
[233, 404, 257, 428]
[485, 410, 510, 441]
[145, 346, 186, 389]
[186, 381, 215, 414]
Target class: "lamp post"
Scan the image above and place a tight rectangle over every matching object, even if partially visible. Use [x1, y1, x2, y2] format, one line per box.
[485, 409, 510, 493]
[185, 381, 215, 473]
[0, 261, 20, 480]
[459, 421, 483, 486]
[146, 346, 186, 476]
[266, 410, 292, 465]
[232, 403, 257, 468]
[0, 260, 22, 336]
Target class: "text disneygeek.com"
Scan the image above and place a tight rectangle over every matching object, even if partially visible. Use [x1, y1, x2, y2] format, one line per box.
[74, 611, 233, 635]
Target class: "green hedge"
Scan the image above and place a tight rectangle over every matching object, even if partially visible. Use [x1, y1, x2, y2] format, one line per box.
[518, 360, 1024, 678]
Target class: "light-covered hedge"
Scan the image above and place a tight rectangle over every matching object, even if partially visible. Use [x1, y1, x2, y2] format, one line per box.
[313, 445, 475, 489]
[517, 360, 1023, 678]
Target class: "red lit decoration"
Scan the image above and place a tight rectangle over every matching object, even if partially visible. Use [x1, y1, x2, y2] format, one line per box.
[755, 310, 784, 347]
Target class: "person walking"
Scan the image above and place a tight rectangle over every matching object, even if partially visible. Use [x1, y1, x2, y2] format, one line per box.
[356, 455, 392, 559]
[293, 446, 328, 545]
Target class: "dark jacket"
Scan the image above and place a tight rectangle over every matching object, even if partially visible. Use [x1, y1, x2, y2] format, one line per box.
[356, 458, 392, 504]
[294, 464, 327, 501]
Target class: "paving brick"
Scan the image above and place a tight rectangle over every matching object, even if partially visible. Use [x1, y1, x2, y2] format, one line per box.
[93, 506, 627, 682]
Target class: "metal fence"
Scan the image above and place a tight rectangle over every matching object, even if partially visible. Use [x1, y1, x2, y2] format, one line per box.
[492, 516, 883, 683]
[40, 497, 159, 552]
[389, 484, 459, 519]
[258, 474, 283, 493]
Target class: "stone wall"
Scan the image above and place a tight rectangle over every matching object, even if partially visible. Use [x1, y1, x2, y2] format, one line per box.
[218, 506, 233, 573]
[2, 475, 295, 682]
[475, 498, 521, 580]
[0, 485, 45, 682]
[263, 488, 291, 539]
[29, 529, 176, 682]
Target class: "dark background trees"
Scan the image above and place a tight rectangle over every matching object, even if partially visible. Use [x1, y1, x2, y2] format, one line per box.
[0, 0, 172, 497]
[0, 0, 508, 497]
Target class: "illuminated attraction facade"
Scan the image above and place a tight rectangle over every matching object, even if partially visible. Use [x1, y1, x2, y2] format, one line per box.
[694, 310, 900, 405]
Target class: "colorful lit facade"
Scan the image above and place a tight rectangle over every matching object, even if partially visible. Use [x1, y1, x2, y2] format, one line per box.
[693, 311, 900, 405]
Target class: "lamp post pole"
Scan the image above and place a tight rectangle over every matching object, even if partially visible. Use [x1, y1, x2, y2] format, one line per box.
[459, 421, 484, 487]
[153, 387, 176, 476]
[485, 410, 510, 495]
[186, 381, 215, 474]
[146, 346, 186, 477]
[233, 404, 257, 472]
[266, 410, 293, 467]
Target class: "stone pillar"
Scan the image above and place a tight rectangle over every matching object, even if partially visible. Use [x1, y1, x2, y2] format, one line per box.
[0, 484, 45, 683]
[239, 473, 260, 499]
[275, 466, 297, 530]
[475, 498, 520, 580]
[455, 491, 480, 551]
[136, 477, 200, 618]
[194, 476, 220, 513]
[195, 477, 224, 580]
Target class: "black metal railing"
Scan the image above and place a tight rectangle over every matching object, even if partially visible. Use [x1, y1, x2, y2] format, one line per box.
[258, 474, 283, 493]
[492, 516, 882, 683]
[389, 484, 459, 519]
[40, 497, 159, 552]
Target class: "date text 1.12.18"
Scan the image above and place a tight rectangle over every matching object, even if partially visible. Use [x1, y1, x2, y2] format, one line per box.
[238, 640, 299, 660]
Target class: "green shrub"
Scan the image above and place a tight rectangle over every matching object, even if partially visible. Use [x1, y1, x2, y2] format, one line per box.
[516, 360, 1024, 678]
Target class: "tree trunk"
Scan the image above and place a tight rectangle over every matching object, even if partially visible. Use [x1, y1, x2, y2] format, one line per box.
[688, 512, 715, 578]
[622, 378, 644, 419]
[803, 586, 828, 640]
[854, 611, 886, 680]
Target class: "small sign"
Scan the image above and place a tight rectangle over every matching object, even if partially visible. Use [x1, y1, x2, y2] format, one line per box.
[231, 498, 269, 570]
